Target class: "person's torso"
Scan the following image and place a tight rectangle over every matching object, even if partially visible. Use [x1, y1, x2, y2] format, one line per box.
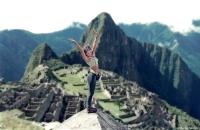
[86, 56, 98, 67]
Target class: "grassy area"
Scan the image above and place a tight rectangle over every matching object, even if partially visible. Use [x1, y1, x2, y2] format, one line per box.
[53, 68, 87, 95]
[0, 84, 18, 89]
[94, 89, 108, 99]
[54, 67, 125, 120]
[63, 83, 87, 95]
[0, 109, 44, 130]
[98, 100, 126, 118]
[54, 68, 108, 98]
[54, 69, 99, 97]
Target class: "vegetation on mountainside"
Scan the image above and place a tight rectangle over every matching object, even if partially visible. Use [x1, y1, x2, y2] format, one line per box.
[22, 43, 58, 80]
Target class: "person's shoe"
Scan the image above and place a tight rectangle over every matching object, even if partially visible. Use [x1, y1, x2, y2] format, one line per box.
[87, 107, 97, 113]
[90, 107, 97, 111]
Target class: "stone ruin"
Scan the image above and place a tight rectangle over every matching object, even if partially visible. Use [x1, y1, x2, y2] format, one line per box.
[101, 73, 126, 99]
[0, 88, 30, 111]
[99, 71, 175, 129]
[0, 82, 87, 123]
[0, 68, 179, 129]
[62, 95, 80, 121]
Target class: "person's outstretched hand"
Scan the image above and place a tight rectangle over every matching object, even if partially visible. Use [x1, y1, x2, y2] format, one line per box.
[68, 38, 77, 44]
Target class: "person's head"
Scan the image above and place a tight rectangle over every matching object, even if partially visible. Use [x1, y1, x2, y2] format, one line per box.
[84, 44, 93, 57]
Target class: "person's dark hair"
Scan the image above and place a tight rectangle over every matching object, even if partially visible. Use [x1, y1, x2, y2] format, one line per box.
[83, 44, 91, 55]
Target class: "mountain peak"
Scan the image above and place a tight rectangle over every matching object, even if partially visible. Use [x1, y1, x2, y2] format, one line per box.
[22, 43, 58, 79]
[62, 13, 200, 121]
[81, 12, 125, 45]
[36, 43, 58, 61]
[90, 12, 115, 29]
[97, 12, 114, 22]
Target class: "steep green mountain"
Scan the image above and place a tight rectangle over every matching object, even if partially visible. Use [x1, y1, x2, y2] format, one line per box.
[174, 31, 200, 77]
[61, 12, 200, 120]
[119, 22, 176, 47]
[119, 22, 200, 77]
[1, 19, 199, 83]
[22, 43, 58, 78]
[22, 43, 66, 84]
[0, 23, 85, 81]
[0, 15, 199, 84]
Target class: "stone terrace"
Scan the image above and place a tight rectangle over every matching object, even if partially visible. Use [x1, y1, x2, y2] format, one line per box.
[98, 70, 174, 129]
[0, 82, 86, 123]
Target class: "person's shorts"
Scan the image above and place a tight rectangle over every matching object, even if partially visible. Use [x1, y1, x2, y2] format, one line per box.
[96, 73, 101, 80]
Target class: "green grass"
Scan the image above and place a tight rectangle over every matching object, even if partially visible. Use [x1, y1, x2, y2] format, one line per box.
[98, 100, 126, 118]
[53, 68, 87, 95]
[0, 109, 44, 130]
[63, 83, 87, 95]
[94, 89, 108, 99]
[54, 67, 126, 120]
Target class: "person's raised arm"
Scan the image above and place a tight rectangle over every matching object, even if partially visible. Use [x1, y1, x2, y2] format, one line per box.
[91, 29, 99, 55]
[68, 38, 89, 62]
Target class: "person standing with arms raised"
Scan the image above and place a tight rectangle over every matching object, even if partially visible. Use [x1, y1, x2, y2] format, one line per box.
[68, 29, 101, 113]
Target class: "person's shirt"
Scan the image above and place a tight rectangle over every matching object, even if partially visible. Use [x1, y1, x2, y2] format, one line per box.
[86, 54, 98, 67]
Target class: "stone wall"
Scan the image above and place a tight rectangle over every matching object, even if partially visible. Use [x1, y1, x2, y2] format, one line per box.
[0, 82, 86, 123]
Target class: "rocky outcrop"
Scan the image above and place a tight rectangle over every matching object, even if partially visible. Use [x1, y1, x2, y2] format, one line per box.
[53, 109, 102, 130]
[61, 12, 200, 120]
[119, 22, 200, 78]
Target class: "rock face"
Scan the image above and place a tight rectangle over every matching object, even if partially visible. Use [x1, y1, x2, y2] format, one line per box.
[119, 22, 200, 78]
[61, 12, 200, 120]
[52, 109, 128, 130]
[22, 43, 58, 80]
[53, 109, 102, 130]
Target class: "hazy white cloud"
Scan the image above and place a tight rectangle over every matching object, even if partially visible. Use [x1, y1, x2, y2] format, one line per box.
[0, 0, 199, 33]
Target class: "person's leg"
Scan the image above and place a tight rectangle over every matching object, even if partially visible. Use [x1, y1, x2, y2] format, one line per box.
[87, 73, 96, 109]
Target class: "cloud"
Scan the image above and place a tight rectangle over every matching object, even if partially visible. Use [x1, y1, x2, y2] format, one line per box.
[0, 0, 200, 33]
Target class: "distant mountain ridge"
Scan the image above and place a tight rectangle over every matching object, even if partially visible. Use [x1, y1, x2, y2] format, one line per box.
[119, 22, 200, 77]
[0, 23, 85, 81]
[61, 12, 200, 120]
[0, 30, 38, 81]
[33, 22, 86, 55]
[0, 16, 199, 82]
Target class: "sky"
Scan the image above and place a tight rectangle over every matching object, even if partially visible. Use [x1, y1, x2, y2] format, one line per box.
[0, 0, 200, 33]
